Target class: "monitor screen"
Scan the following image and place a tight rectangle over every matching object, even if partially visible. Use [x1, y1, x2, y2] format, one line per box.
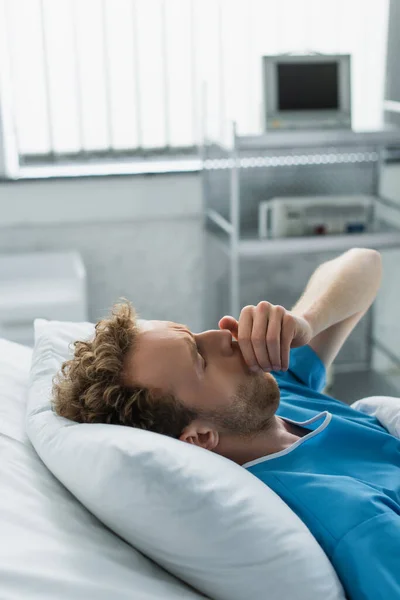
[277, 62, 339, 111]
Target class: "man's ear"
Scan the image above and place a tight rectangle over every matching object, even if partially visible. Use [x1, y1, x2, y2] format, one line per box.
[179, 421, 219, 451]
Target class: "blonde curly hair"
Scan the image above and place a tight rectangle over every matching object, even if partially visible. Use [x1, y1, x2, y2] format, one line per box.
[52, 301, 197, 438]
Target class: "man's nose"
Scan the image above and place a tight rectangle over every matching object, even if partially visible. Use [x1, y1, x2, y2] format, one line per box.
[195, 329, 234, 356]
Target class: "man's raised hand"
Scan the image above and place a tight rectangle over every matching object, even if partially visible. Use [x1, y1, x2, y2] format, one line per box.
[219, 301, 313, 373]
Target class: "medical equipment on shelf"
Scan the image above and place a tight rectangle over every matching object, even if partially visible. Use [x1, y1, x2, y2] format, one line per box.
[262, 53, 352, 131]
[258, 195, 374, 239]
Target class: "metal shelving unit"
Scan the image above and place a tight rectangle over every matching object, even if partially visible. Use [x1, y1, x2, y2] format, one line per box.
[202, 123, 400, 376]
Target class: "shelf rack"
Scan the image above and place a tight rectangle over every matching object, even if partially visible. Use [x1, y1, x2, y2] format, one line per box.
[202, 123, 400, 373]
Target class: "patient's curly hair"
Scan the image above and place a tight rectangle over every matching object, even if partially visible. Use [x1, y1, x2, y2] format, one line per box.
[52, 301, 197, 438]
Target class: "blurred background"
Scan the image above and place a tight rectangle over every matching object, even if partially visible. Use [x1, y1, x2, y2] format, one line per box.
[0, 0, 400, 401]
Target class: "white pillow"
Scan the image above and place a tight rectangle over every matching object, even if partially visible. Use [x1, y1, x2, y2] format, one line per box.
[352, 395, 400, 438]
[26, 319, 345, 600]
[1, 338, 203, 600]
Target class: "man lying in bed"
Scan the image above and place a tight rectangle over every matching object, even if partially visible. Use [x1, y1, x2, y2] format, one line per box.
[53, 247, 399, 600]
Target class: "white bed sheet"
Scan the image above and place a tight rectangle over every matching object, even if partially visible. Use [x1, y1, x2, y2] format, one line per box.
[0, 338, 206, 600]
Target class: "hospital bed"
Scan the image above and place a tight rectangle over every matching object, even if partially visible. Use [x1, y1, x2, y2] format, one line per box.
[5, 324, 397, 600]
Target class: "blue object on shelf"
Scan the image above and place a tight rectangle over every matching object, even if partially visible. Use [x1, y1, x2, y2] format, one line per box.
[346, 223, 366, 233]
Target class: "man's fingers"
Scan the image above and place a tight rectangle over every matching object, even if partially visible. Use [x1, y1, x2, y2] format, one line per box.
[238, 306, 260, 371]
[234, 302, 294, 372]
[280, 313, 295, 371]
[218, 316, 239, 339]
[265, 305, 284, 370]
[251, 302, 272, 371]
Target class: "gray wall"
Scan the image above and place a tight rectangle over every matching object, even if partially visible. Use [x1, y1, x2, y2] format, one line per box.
[0, 119, 5, 177]
[0, 173, 205, 332]
[385, 0, 400, 126]
[386, 0, 400, 101]
[1, 163, 400, 365]
[373, 163, 400, 368]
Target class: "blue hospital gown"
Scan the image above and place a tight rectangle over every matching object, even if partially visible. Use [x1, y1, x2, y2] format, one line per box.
[244, 345, 400, 600]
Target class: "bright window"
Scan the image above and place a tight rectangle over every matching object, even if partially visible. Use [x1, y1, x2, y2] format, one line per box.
[0, 0, 390, 163]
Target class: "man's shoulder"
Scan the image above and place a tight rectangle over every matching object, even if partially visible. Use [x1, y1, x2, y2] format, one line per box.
[273, 346, 327, 394]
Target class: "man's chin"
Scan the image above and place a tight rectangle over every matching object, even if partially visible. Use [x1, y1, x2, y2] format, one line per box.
[207, 370, 281, 436]
[268, 371, 280, 391]
[248, 370, 280, 414]
[260, 369, 280, 388]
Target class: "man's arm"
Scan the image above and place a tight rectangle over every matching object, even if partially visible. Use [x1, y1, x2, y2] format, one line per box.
[291, 248, 382, 368]
[218, 248, 382, 373]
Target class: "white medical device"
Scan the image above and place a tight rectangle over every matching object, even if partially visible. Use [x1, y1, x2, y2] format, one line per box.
[262, 54, 352, 131]
[258, 195, 374, 239]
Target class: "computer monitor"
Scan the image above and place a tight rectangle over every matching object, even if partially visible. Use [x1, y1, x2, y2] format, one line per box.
[262, 54, 352, 131]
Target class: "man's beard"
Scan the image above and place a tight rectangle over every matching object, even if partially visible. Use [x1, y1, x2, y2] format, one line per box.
[199, 372, 280, 436]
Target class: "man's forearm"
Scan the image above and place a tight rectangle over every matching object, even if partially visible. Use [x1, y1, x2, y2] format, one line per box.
[291, 248, 382, 337]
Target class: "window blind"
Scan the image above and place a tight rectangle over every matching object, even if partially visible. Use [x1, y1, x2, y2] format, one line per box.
[0, 0, 390, 163]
